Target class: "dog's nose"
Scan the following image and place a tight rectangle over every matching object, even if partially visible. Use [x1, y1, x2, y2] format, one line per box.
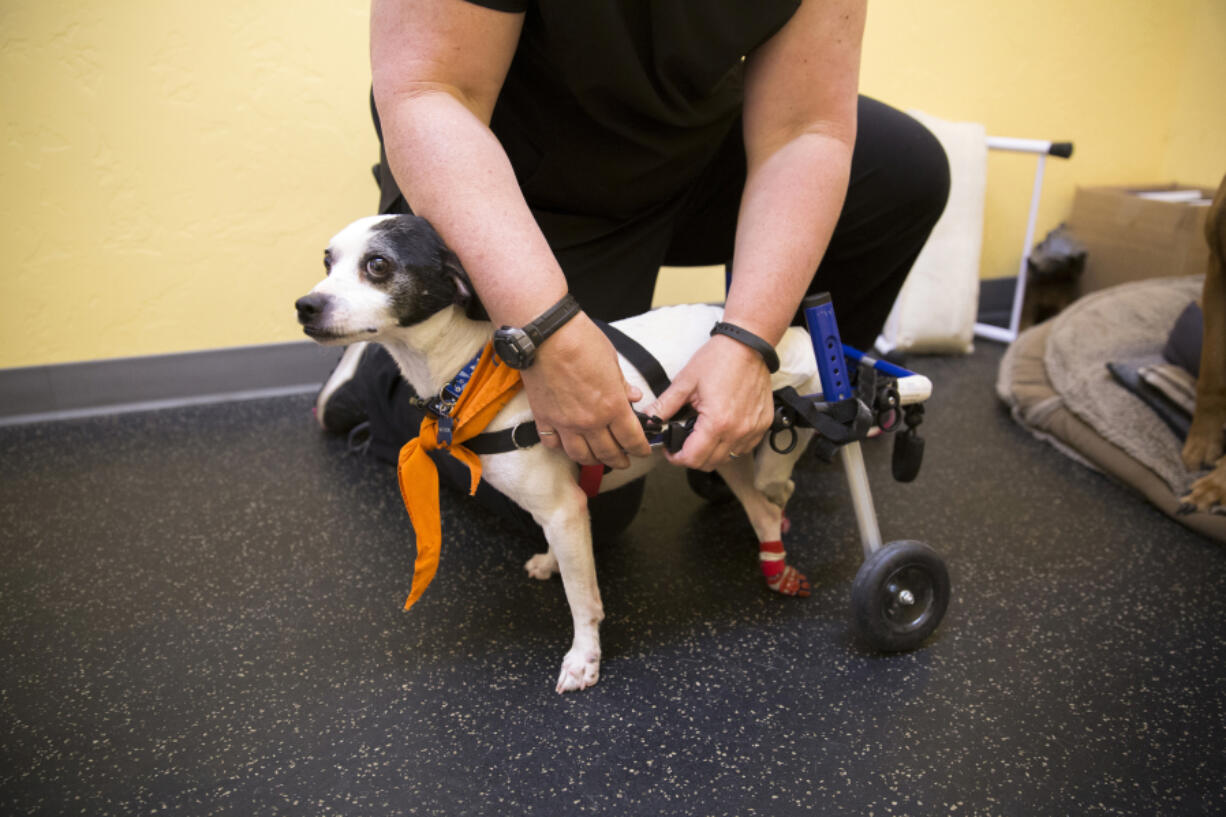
[295, 293, 328, 324]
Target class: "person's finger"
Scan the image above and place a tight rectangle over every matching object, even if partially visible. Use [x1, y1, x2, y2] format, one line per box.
[536, 427, 562, 449]
[731, 425, 768, 459]
[585, 427, 631, 470]
[703, 439, 739, 471]
[558, 429, 598, 466]
[706, 439, 740, 470]
[643, 377, 692, 424]
[610, 402, 652, 459]
[665, 417, 725, 471]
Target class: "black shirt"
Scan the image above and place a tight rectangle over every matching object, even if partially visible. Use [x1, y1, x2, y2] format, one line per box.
[465, 0, 799, 219]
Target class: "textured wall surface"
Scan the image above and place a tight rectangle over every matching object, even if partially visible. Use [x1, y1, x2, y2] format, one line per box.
[1159, 0, 1226, 186]
[2, 0, 1224, 367]
[1, 1, 377, 367]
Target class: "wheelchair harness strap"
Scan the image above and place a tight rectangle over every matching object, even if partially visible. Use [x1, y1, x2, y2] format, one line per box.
[456, 319, 676, 498]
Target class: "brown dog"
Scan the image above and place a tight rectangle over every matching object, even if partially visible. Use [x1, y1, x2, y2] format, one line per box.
[1181, 174, 1226, 511]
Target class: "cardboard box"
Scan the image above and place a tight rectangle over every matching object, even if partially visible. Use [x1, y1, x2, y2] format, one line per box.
[1067, 184, 1214, 295]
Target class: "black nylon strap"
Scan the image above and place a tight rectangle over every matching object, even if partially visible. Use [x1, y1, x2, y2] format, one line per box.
[773, 386, 854, 443]
[590, 318, 673, 398]
[464, 422, 540, 455]
[461, 320, 672, 455]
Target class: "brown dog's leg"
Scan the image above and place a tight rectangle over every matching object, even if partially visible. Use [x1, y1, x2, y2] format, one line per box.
[1181, 175, 1226, 510]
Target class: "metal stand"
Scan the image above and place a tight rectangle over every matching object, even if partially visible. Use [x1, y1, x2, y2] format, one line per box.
[973, 137, 1075, 344]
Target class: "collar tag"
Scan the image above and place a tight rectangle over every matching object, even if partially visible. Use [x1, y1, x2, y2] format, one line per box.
[436, 414, 454, 447]
[430, 351, 482, 447]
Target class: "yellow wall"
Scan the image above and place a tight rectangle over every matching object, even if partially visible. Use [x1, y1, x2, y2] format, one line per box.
[1160, 0, 1226, 184]
[858, 0, 1225, 285]
[0, 2, 377, 367]
[2, 0, 1224, 368]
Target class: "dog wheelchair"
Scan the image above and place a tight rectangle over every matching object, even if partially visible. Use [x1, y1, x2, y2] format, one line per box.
[680, 293, 951, 652]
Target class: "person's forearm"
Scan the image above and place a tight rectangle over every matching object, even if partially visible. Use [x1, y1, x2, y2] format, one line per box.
[376, 88, 569, 326]
[722, 131, 853, 346]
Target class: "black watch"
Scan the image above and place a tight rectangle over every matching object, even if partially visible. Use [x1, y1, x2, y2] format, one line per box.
[492, 293, 581, 369]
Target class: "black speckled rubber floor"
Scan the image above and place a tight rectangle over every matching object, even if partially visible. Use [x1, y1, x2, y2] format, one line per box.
[2, 345, 1224, 816]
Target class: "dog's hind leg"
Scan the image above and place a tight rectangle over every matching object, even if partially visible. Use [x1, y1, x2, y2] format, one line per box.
[716, 431, 815, 598]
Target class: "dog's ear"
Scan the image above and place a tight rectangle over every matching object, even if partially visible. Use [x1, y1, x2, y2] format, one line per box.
[441, 247, 490, 322]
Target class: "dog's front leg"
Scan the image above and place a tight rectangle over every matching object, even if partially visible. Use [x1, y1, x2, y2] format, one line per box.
[1180, 179, 1226, 511]
[536, 484, 605, 692]
[483, 441, 605, 691]
[1182, 264, 1226, 508]
[1182, 256, 1226, 472]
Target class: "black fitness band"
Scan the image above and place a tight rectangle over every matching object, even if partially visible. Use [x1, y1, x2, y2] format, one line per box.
[710, 321, 780, 373]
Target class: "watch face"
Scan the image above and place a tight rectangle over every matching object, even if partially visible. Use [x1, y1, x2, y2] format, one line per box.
[494, 328, 534, 369]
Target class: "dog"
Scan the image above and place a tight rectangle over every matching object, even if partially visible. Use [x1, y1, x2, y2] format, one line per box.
[1181, 175, 1226, 512]
[295, 214, 824, 692]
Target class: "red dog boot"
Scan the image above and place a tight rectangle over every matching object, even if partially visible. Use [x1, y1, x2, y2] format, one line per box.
[759, 540, 811, 597]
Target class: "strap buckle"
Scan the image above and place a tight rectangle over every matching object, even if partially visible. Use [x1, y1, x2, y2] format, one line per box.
[510, 422, 534, 450]
[636, 409, 696, 454]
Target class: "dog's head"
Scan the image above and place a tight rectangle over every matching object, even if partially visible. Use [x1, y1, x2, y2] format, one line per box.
[295, 214, 484, 345]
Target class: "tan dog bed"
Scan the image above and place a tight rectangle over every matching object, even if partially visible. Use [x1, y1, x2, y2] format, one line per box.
[997, 276, 1226, 543]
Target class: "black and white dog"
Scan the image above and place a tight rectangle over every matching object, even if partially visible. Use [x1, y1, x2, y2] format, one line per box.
[296, 214, 822, 692]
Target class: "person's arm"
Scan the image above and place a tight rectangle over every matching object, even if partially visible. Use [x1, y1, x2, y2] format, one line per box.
[647, 0, 865, 470]
[371, 0, 650, 468]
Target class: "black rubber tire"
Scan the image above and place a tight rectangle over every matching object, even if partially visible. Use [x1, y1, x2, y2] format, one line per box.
[685, 468, 735, 504]
[851, 540, 949, 652]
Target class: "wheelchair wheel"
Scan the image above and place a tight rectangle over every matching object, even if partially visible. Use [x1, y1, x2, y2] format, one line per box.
[685, 468, 735, 504]
[851, 540, 949, 652]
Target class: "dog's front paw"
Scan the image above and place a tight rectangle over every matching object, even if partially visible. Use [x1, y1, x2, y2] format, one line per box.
[556, 647, 601, 693]
[1182, 428, 1226, 471]
[524, 552, 558, 580]
[1180, 460, 1226, 512]
[1182, 408, 1226, 470]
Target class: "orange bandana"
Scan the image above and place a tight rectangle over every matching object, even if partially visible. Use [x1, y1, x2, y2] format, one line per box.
[396, 343, 523, 610]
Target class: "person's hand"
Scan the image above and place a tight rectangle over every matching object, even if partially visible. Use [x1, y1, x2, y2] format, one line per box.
[644, 335, 775, 471]
[521, 313, 652, 469]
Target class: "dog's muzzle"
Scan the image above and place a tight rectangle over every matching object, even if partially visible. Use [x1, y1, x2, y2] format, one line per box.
[296, 292, 348, 341]
[295, 293, 329, 327]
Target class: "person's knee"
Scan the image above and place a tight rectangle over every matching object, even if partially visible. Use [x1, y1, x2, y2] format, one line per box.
[905, 119, 951, 229]
[855, 97, 951, 230]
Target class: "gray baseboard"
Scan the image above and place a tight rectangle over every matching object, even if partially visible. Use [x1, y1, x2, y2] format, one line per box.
[0, 341, 343, 426]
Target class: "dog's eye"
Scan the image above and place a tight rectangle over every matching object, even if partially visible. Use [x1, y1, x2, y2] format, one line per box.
[322, 253, 332, 274]
[365, 256, 391, 281]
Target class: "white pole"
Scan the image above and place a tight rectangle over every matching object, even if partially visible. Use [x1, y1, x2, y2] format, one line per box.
[974, 136, 1072, 344]
[972, 321, 1015, 344]
[985, 136, 1054, 155]
[1005, 153, 1048, 338]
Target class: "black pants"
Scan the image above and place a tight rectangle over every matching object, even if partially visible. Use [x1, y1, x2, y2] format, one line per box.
[364, 95, 950, 537]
